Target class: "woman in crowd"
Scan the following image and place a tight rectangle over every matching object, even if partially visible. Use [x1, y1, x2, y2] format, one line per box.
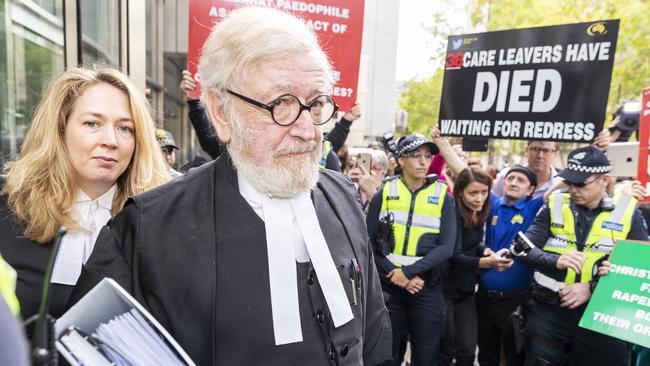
[439, 166, 513, 366]
[0, 67, 170, 320]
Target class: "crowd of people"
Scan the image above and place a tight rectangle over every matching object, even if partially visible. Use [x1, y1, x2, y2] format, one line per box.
[0, 6, 648, 366]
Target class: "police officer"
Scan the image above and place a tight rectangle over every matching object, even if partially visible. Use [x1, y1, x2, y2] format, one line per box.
[155, 129, 183, 178]
[0, 253, 29, 366]
[367, 134, 457, 366]
[521, 146, 648, 366]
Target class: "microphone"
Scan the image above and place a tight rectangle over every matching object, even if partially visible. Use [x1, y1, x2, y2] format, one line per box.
[30, 227, 66, 366]
[508, 231, 536, 258]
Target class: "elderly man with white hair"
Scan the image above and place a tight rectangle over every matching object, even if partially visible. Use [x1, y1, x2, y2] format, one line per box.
[73, 7, 391, 366]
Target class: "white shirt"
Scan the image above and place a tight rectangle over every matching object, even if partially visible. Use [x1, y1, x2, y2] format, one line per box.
[50, 186, 116, 285]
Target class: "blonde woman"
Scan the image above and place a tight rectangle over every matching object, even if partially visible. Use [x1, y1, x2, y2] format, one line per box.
[0, 67, 169, 319]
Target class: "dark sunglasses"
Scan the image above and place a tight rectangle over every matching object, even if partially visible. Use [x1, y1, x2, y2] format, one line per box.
[565, 175, 601, 188]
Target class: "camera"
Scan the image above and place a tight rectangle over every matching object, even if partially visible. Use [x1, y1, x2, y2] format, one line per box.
[381, 131, 398, 155]
[508, 231, 536, 257]
[610, 100, 641, 142]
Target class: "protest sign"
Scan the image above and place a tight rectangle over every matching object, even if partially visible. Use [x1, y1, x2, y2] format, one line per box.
[187, 0, 364, 111]
[439, 20, 619, 143]
[580, 240, 650, 348]
[637, 88, 650, 203]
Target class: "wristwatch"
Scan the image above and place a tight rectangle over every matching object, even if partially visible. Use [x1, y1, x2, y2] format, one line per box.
[589, 280, 598, 294]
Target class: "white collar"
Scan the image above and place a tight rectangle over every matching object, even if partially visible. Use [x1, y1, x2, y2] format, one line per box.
[76, 185, 116, 210]
[50, 185, 116, 286]
[237, 173, 353, 345]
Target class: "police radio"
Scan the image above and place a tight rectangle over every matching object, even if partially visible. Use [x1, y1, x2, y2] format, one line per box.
[508, 231, 536, 257]
[425, 174, 439, 185]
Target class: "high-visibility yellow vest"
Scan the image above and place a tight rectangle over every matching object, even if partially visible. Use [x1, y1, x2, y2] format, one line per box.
[319, 140, 333, 169]
[379, 178, 447, 265]
[542, 192, 636, 285]
[0, 253, 20, 316]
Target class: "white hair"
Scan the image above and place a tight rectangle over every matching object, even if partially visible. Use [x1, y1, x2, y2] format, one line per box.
[198, 6, 333, 101]
[371, 149, 388, 175]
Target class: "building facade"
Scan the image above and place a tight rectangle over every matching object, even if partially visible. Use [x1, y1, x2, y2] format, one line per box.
[0, 0, 198, 165]
[1, 0, 400, 164]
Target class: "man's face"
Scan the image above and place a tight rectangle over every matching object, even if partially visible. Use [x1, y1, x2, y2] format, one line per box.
[209, 52, 325, 197]
[568, 174, 608, 208]
[162, 147, 176, 167]
[398, 146, 432, 181]
[503, 172, 534, 202]
[526, 141, 558, 174]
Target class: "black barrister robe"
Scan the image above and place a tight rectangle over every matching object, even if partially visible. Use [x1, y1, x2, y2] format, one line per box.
[70, 153, 392, 366]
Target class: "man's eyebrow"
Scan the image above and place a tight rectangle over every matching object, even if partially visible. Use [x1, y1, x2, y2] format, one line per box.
[262, 86, 326, 102]
[263, 85, 292, 100]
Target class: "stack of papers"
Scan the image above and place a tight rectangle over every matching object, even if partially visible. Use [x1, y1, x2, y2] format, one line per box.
[59, 328, 112, 366]
[92, 309, 186, 366]
[55, 278, 195, 366]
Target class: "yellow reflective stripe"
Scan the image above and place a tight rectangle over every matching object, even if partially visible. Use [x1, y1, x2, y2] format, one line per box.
[405, 181, 446, 256]
[379, 179, 446, 257]
[547, 194, 578, 284]
[550, 193, 564, 227]
[410, 213, 441, 230]
[432, 181, 443, 197]
[609, 194, 632, 222]
[0, 255, 19, 316]
[380, 210, 408, 224]
[388, 179, 399, 198]
[547, 193, 636, 284]
[319, 140, 333, 168]
[534, 271, 565, 292]
[387, 253, 423, 266]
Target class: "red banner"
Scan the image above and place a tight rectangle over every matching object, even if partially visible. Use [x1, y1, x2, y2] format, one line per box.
[187, 0, 364, 111]
[637, 87, 650, 203]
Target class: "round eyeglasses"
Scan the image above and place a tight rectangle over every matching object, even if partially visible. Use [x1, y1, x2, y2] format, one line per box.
[226, 89, 339, 126]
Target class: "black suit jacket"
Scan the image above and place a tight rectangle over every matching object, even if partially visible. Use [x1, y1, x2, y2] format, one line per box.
[72, 153, 391, 366]
[0, 195, 74, 320]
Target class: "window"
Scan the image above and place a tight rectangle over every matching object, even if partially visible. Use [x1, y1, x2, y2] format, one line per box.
[0, 0, 64, 157]
[79, 0, 120, 67]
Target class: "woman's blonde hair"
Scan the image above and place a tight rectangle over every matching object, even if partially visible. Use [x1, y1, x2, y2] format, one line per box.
[2, 67, 170, 243]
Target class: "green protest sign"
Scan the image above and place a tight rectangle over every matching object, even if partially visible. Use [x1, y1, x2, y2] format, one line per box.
[580, 240, 650, 348]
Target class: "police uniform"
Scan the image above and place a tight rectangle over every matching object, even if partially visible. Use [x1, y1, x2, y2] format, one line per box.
[0, 253, 29, 366]
[319, 140, 342, 171]
[366, 135, 456, 366]
[520, 147, 648, 366]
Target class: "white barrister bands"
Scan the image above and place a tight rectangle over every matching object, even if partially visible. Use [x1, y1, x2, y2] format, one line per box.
[262, 197, 304, 345]
[289, 192, 354, 328]
[238, 174, 353, 346]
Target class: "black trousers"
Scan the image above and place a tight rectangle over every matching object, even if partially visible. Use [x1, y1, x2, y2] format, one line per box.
[384, 283, 446, 366]
[439, 293, 477, 366]
[524, 297, 628, 366]
[476, 288, 528, 366]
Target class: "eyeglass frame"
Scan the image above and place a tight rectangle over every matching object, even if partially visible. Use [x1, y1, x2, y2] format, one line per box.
[527, 146, 558, 155]
[565, 174, 603, 188]
[402, 151, 433, 161]
[226, 89, 339, 126]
